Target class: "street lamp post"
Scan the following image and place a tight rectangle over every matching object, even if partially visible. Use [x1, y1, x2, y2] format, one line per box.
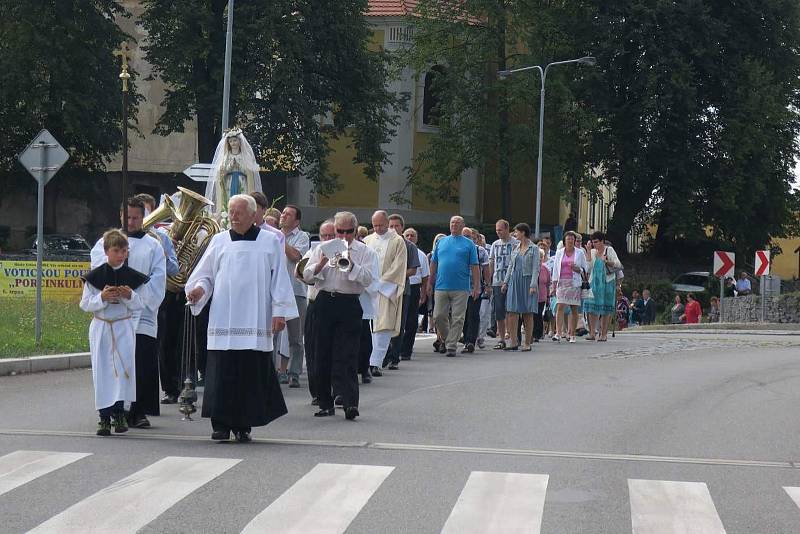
[221, 0, 234, 132]
[498, 56, 596, 238]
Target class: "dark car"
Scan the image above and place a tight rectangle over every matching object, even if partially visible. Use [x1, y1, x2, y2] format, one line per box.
[30, 234, 92, 258]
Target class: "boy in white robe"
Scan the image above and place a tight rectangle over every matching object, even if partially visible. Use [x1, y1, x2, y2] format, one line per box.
[80, 230, 148, 436]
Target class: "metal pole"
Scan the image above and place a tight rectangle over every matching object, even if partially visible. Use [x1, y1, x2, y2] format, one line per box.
[122, 86, 129, 228]
[719, 276, 724, 323]
[35, 141, 46, 345]
[221, 0, 234, 131]
[534, 69, 546, 238]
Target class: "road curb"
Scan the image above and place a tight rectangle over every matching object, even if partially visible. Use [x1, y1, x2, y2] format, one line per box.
[0, 352, 90, 376]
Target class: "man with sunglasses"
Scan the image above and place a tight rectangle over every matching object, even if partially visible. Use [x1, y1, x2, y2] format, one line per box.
[303, 212, 377, 420]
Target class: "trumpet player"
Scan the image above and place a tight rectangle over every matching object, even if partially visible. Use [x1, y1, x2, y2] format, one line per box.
[303, 211, 376, 420]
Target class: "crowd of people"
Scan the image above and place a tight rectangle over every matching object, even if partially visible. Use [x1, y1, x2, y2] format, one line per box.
[81, 184, 731, 442]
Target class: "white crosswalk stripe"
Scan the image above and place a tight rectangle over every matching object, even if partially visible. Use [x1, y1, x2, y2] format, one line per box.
[628, 479, 726, 534]
[241, 463, 394, 534]
[27, 456, 240, 534]
[0, 451, 91, 497]
[783, 486, 800, 509]
[441, 471, 549, 534]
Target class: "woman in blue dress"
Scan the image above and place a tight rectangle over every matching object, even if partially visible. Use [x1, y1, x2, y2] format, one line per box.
[500, 223, 540, 351]
[582, 231, 622, 341]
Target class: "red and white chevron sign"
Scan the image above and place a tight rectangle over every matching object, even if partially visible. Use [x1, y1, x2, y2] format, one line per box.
[713, 251, 735, 279]
[754, 250, 771, 277]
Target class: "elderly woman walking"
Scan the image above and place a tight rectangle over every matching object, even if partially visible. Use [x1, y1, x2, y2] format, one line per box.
[583, 231, 622, 341]
[500, 223, 540, 351]
[551, 231, 589, 343]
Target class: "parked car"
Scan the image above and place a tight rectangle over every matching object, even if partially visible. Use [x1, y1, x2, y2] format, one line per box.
[30, 234, 92, 258]
[671, 271, 710, 293]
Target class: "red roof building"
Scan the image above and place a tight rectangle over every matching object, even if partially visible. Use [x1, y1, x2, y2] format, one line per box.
[367, 0, 418, 17]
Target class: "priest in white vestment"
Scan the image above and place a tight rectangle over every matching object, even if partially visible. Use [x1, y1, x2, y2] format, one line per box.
[91, 197, 166, 429]
[186, 194, 298, 443]
[363, 210, 407, 377]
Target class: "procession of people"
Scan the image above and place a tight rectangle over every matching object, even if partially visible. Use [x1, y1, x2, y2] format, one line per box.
[80, 129, 629, 442]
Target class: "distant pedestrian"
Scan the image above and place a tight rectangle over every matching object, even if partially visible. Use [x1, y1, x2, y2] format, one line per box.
[736, 272, 752, 295]
[681, 293, 702, 324]
[708, 296, 720, 323]
[670, 295, 685, 324]
[640, 289, 656, 325]
[501, 223, 540, 351]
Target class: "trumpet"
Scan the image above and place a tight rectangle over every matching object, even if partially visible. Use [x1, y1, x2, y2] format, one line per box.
[328, 240, 351, 272]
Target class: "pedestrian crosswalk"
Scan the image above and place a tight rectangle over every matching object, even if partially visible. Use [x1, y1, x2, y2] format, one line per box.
[1, 449, 798, 533]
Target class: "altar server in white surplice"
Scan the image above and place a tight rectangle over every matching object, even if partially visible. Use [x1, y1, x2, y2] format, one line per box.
[80, 229, 149, 436]
[186, 194, 298, 443]
[90, 197, 166, 430]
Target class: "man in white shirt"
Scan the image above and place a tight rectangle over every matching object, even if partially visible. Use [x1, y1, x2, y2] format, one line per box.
[303, 211, 376, 420]
[91, 197, 166, 429]
[186, 195, 297, 442]
[488, 219, 518, 349]
[278, 204, 310, 388]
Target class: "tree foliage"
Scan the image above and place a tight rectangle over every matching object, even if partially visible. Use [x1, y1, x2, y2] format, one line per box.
[140, 0, 403, 196]
[0, 0, 137, 182]
[407, 0, 800, 256]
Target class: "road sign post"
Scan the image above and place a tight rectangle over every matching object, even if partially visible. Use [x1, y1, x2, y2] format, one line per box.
[713, 251, 735, 323]
[755, 250, 771, 322]
[18, 130, 70, 344]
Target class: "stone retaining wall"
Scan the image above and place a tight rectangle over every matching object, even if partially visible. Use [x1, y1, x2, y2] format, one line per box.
[721, 293, 800, 323]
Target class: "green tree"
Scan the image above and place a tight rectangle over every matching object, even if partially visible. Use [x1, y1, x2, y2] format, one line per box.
[584, 1, 800, 256]
[140, 0, 402, 196]
[0, 0, 138, 232]
[402, 0, 596, 220]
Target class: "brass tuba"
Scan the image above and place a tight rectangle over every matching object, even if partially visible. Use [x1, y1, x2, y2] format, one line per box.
[143, 186, 220, 293]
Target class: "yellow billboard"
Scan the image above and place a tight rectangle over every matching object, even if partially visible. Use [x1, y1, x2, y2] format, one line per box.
[0, 260, 90, 301]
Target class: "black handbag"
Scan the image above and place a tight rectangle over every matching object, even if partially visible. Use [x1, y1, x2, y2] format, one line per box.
[543, 303, 554, 322]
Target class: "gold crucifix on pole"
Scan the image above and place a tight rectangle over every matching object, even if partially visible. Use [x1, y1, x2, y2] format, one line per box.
[114, 41, 131, 92]
[114, 41, 131, 225]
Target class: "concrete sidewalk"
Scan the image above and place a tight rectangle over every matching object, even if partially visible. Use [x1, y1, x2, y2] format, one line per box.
[0, 352, 90, 376]
[622, 322, 800, 336]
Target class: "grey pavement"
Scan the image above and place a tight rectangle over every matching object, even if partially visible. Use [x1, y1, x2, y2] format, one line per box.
[2, 331, 800, 532]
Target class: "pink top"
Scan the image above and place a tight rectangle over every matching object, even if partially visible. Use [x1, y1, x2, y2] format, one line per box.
[560, 250, 575, 280]
[538, 263, 551, 303]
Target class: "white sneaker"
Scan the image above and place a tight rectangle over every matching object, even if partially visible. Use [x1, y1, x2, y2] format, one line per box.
[569, 336, 576, 343]
[552, 334, 560, 342]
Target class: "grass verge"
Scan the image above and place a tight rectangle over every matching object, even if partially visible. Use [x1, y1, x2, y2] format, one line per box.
[0, 299, 90, 358]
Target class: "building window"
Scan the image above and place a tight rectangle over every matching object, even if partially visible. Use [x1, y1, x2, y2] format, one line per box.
[423, 66, 445, 127]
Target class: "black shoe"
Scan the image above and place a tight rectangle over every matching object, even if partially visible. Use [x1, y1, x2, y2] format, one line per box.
[461, 343, 475, 354]
[381, 357, 391, 369]
[160, 394, 178, 404]
[388, 363, 399, 370]
[433, 339, 443, 352]
[314, 408, 335, 417]
[437, 344, 448, 354]
[446, 349, 457, 357]
[234, 431, 252, 443]
[400, 356, 411, 361]
[96, 418, 111, 437]
[361, 373, 372, 384]
[311, 397, 319, 406]
[131, 415, 151, 429]
[111, 413, 128, 433]
[345, 406, 359, 420]
[288, 375, 301, 388]
[486, 329, 497, 338]
[211, 430, 230, 441]
[575, 328, 588, 337]
[334, 395, 344, 407]
[369, 366, 383, 377]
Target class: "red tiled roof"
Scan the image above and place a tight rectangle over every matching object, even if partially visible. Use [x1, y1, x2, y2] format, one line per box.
[367, 0, 418, 17]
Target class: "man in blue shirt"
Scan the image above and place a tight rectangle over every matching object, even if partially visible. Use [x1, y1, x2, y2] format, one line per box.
[736, 272, 752, 295]
[427, 216, 480, 357]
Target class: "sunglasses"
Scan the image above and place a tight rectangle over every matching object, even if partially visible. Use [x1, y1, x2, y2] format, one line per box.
[336, 228, 355, 234]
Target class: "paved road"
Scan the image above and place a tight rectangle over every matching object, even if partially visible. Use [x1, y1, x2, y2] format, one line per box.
[1, 331, 800, 533]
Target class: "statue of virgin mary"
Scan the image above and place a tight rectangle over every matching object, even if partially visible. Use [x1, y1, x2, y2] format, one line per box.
[205, 127, 262, 218]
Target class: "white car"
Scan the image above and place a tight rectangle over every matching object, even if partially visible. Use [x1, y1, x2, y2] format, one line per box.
[671, 271, 710, 293]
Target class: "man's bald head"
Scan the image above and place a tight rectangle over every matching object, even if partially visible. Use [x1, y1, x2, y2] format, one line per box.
[371, 210, 389, 235]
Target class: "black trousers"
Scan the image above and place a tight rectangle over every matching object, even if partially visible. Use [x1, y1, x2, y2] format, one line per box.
[158, 291, 185, 397]
[130, 334, 159, 417]
[400, 284, 421, 358]
[462, 296, 482, 345]
[304, 299, 318, 400]
[314, 292, 362, 410]
[359, 319, 372, 376]
[385, 293, 411, 365]
[534, 301, 546, 340]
